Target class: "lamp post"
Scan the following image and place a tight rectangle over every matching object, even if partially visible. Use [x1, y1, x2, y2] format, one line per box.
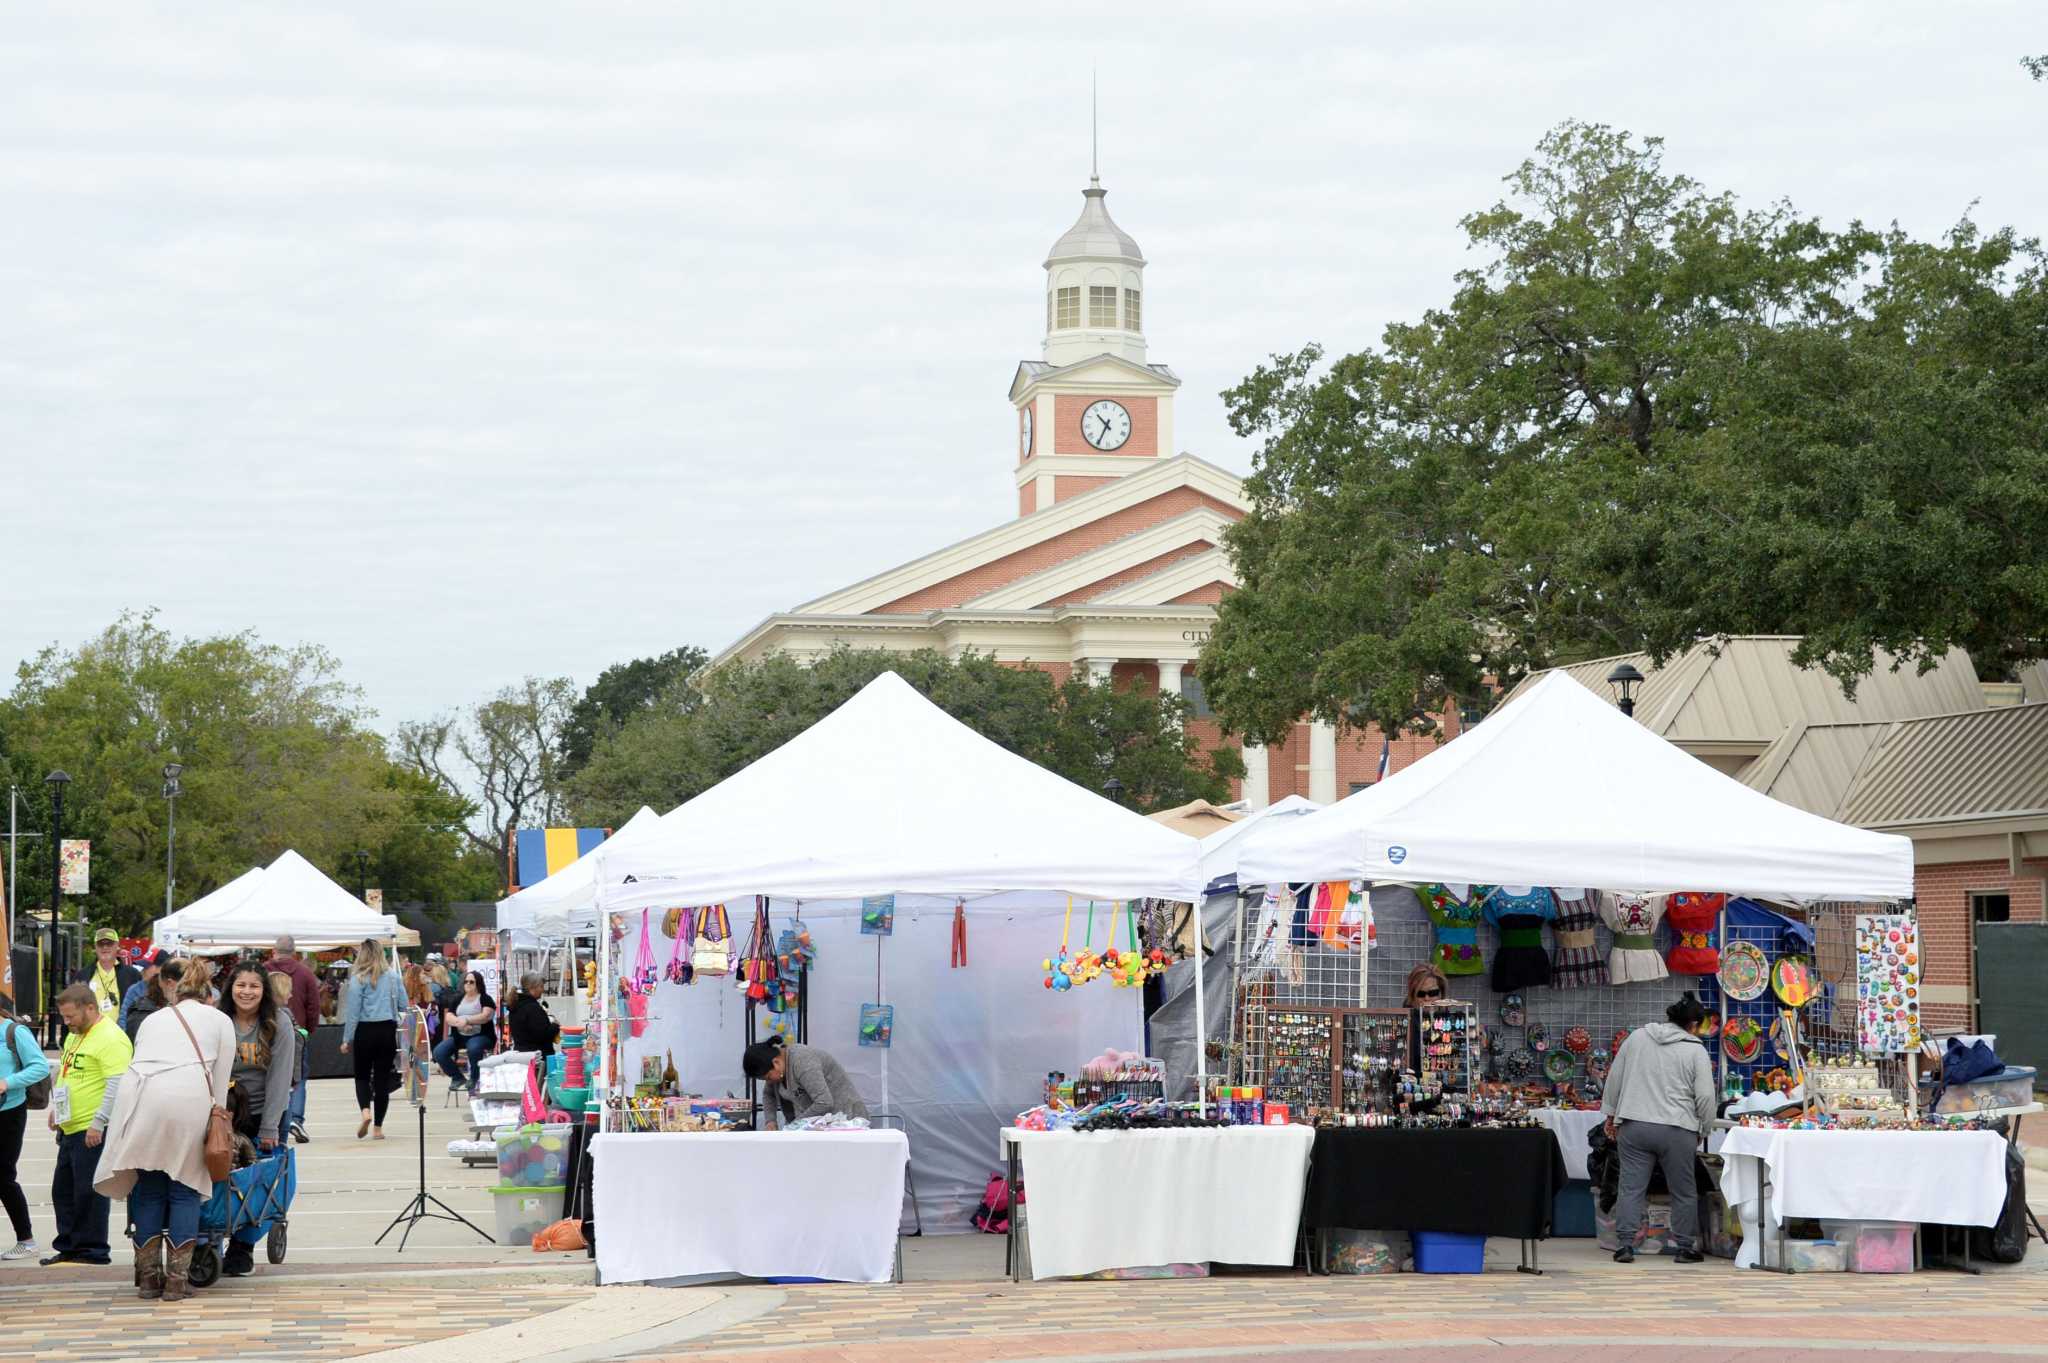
[349, 849, 371, 903]
[162, 763, 184, 915]
[1606, 662, 1645, 719]
[1101, 775, 1126, 807]
[44, 770, 70, 1041]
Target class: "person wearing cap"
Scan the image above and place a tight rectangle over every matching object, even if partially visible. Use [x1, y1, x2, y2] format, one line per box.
[118, 951, 171, 1036]
[72, 931, 141, 1020]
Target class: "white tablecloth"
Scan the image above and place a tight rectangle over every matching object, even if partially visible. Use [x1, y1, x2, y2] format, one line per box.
[594, 1130, 907, 1284]
[1002, 1125, 1315, 1280]
[1717, 1127, 2008, 1270]
[1531, 1108, 1606, 1181]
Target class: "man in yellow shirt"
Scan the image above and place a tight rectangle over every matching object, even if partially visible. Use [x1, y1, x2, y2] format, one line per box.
[44, 985, 132, 1266]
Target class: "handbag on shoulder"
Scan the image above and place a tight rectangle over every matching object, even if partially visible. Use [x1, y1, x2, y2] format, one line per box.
[169, 1004, 235, 1182]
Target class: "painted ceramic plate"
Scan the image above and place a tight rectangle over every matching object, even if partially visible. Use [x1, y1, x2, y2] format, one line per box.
[1544, 1050, 1576, 1082]
[1563, 1025, 1592, 1056]
[1772, 956, 1817, 1008]
[1718, 941, 1769, 1001]
[1723, 1016, 1764, 1064]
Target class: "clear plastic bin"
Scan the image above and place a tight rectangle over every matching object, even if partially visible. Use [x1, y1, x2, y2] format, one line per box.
[493, 1123, 573, 1186]
[1933, 1066, 2038, 1114]
[1823, 1219, 1915, 1273]
[1762, 1238, 1846, 1272]
[490, 1184, 565, 1246]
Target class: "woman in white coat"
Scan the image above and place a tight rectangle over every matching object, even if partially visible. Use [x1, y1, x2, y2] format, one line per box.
[94, 959, 234, 1302]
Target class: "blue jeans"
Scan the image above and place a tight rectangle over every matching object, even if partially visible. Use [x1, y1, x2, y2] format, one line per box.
[128, 1169, 201, 1249]
[434, 1032, 488, 1087]
[286, 1032, 308, 1129]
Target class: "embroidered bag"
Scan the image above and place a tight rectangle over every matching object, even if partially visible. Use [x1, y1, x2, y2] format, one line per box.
[691, 905, 732, 978]
[664, 906, 695, 986]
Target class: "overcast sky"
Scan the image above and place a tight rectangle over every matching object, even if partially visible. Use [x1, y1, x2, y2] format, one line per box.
[5, 4, 2044, 730]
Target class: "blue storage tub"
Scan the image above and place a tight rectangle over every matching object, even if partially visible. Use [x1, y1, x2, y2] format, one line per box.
[1552, 1180, 1596, 1238]
[1412, 1231, 1485, 1274]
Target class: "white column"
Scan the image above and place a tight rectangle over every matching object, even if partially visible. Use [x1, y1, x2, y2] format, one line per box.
[1082, 657, 1116, 685]
[1308, 720, 1338, 804]
[1240, 740, 1269, 809]
[1154, 658, 1185, 704]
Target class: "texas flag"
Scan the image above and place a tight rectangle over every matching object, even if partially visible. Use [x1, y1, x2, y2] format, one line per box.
[1376, 738, 1391, 782]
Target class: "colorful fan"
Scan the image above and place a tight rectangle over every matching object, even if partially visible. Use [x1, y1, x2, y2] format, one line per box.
[1718, 941, 1769, 1001]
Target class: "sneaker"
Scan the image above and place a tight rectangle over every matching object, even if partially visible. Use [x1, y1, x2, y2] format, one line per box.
[1, 1239, 36, 1261]
[1674, 1248, 1705, 1264]
[223, 1241, 255, 1277]
[1612, 1246, 1635, 1264]
[291, 1123, 310, 1145]
[448, 1078, 468, 1092]
[39, 1251, 77, 1266]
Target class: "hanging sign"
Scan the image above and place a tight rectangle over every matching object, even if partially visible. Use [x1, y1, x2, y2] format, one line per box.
[1855, 913, 1921, 1053]
[59, 840, 90, 895]
[859, 895, 895, 937]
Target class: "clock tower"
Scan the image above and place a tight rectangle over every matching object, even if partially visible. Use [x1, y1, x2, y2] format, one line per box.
[1008, 172, 1181, 516]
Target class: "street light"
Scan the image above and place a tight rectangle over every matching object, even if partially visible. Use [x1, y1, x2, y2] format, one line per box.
[1101, 776, 1126, 806]
[162, 763, 184, 915]
[43, 770, 70, 1043]
[1605, 662, 1646, 719]
[348, 849, 371, 902]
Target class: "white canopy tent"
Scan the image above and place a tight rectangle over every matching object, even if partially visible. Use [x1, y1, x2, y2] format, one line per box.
[154, 850, 399, 953]
[590, 671, 1205, 1225]
[496, 804, 663, 942]
[1197, 794, 1322, 894]
[596, 670, 1204, 907]
[1238, 672, 1915, 900]
[151, 866, 265, 948]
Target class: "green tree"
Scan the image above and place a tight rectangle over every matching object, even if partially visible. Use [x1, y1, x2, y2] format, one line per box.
[0, 613, 455, 932]
[556, 646, 707, 779]
[395, 676, 576, 874]
[565, 649, 1239, 823]
[1201, 121, 2043, 735]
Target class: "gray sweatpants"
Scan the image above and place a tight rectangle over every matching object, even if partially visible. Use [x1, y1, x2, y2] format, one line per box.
[1615, 1119, 1698, 1252]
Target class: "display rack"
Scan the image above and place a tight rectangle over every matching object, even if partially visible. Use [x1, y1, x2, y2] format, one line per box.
[1340, 1009, 1412, 1112]
[1414, 1001, 1477, 1097]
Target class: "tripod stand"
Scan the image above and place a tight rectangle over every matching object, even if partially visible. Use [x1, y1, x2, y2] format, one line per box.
[376, 1102, 493, 1251]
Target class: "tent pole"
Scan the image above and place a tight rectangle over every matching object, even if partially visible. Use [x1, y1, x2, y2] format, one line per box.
[1193, 892, 1208, 1116]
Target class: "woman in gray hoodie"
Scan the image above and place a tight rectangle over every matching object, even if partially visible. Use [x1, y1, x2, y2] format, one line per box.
[1601, 992, 1716, 1263]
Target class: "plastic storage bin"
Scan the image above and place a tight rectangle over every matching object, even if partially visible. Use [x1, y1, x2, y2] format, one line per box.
[494, 1123, 573, 1186]
[1933, 1066, 2038, 1114]
[491, 1184, 565, 1246]
[1412, 1231, 1485, 1274]
[1762, 1237, 1846, 1272]
[1823, 1219, 1915, 1273]
[1552, 1181, 1596, 1238]
[1327, 1228, 1408, 1274]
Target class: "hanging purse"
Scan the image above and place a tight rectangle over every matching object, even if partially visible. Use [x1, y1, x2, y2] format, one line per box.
[170, 1003, 235, 1182]
[742, 899, 775, 1002]
[691, 905, 731, 977]
[664, 906, 695, 986]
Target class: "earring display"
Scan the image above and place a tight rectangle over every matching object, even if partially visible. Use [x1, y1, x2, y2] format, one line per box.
[1414, 1002, 1476, 1098]
[1341, 1009, 1412, 1113]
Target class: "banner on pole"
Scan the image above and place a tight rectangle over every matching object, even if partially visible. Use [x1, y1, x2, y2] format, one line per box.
[59, 840, 90, 895]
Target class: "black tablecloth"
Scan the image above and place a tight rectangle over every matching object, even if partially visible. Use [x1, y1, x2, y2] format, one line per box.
[1305, 1127, 1569, 1239]
[305, 1024, 352, 1080]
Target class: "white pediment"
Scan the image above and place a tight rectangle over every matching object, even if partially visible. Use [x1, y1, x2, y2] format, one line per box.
[962, 508, 1237, 609]
[1090, 546, 1238, 605]
[1009, 353, 1182, 402]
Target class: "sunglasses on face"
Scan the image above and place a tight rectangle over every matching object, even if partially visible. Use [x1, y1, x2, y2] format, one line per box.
[1415, 988, 1443, 999]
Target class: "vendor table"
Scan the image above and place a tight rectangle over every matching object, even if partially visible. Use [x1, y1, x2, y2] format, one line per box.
[1718, 1126, 2009, 1272]
[593, 1130, 907, 1285]
[1530, 1107, 1605, 1182]
[1304, 1127, 1568, 1273]
[1000, 1125, 1315, 1282]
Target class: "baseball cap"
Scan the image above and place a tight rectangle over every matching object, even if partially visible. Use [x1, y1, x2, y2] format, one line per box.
[144, 948, 171, 968]
[93, 927, 119, 945]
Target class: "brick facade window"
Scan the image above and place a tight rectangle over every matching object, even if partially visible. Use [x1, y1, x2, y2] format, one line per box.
[1124, 287, 1142, 331]
[1054, 287, 1081, 329]
[1180, 672, 1214, 718]
[1089, 285, 1117, 327]
[1972, 892, 2012, 923]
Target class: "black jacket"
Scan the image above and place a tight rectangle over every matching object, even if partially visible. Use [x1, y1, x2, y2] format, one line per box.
[507, 993, 559, 1057]
[73, 962, 142, 1007]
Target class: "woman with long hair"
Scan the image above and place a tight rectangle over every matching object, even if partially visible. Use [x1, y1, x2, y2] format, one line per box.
[0, 992, 52, 1262]
[215, 961, 295, 1278]
[93, 960, 231, 1301]
[432, 971, 496, 1091]
[340, 940, 405, 1140]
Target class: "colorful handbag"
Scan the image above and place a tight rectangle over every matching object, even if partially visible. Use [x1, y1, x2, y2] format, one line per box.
[665, 906, 695, 986]
[691, 905, 731, 977]
[631, 909, 657, 993]
[740, 899, 776, 1002]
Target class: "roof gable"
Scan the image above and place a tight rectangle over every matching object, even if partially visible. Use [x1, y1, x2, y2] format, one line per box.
[1010, 353, 1182, 400]
[1746, 702, 2048, 829]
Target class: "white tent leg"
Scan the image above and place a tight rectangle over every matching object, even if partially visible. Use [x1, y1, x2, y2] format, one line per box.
[1193, 910, 1209, 1115]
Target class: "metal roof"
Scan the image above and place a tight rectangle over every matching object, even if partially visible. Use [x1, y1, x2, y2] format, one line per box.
[1744, 703, 2048, 828]
[1502, 637, 1985, 745]
[1045, 178, 1144, 265]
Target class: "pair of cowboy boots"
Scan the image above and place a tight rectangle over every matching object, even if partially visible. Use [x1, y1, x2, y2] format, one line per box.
[134, 1234, 195, 1301]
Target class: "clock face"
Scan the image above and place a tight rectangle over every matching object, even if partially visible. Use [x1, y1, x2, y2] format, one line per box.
[1020, 406, 1033, 458]
[1081, 399, 1132, 451]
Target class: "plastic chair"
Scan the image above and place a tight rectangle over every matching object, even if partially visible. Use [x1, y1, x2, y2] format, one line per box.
[868, 1111, 923, 1236]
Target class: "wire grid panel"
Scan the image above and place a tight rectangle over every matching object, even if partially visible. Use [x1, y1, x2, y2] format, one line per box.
[1236, 885, 1694, 1093]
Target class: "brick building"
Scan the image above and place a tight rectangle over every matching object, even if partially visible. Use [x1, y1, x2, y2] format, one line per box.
[711, 169, 1449, 804]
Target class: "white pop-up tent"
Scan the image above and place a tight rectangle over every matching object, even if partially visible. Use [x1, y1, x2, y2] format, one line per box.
[596, 670, 1204, 906]
[151, 866, 266, 948]
[590, 672, 1205, 1228]
[496, 805, 663, 942]
[1238, 672, 1915, 901]
[155, 850, 398, 952]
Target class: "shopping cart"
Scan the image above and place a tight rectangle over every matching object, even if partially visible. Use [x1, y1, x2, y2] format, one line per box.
[186, 1145, 297, 1288]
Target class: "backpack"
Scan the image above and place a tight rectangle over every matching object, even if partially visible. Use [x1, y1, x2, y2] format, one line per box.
[1970, 1142, 2031, 1265]
[970, 1173, 1022, 1234]
[6, 1022, 50, 1111]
